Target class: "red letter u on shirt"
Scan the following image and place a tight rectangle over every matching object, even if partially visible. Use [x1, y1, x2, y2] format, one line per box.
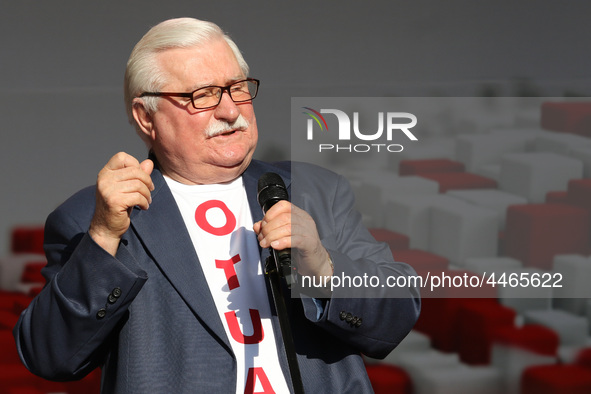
[224, 309, 264, 344]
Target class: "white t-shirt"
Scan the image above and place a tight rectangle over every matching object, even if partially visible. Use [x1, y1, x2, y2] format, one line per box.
[165, 176, 289, 394]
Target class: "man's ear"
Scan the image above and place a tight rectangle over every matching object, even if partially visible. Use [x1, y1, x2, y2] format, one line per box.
[132, 99, 155, 141]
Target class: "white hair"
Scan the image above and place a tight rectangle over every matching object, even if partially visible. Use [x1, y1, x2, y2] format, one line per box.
[124, 17, 249, 138]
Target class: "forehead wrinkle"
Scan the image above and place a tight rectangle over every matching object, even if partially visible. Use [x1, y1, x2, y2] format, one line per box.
[188, 75, 247, 91]
[156, 40, 245, 92]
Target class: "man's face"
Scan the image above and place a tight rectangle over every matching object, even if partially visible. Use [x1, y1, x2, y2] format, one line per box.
[140, 38, 258, 185]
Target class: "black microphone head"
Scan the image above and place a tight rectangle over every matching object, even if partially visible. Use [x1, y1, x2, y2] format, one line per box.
[257, 172, 288, 212]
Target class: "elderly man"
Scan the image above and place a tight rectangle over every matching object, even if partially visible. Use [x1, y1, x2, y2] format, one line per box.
[14, 17, 419, 393]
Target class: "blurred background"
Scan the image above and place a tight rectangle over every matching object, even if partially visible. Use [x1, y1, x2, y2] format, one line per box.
[2, 1, 591, 393]
[2, 0, 591, 255]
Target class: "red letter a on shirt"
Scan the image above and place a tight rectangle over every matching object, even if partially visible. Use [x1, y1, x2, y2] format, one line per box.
[244, 367, 275, 394]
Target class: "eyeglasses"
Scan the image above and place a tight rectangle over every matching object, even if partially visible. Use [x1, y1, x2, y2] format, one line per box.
[138, 78, 260, 110]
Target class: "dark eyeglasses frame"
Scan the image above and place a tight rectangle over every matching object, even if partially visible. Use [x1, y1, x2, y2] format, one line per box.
[138, 78, 260, 110]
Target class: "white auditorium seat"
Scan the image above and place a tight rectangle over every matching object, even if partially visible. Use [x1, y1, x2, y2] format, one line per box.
[491, 344, 556, 394]
[570, 145, 591, 178]
[524, 309, 589, 347]
[499, 152, 583, 203]
[357, 175, 439, 228]
[446, 189, 527, 230]
[534, 131, 591, 156]
[455, 129, 540, 173]
[384, 194, 458, 250]
[411, 364, 502, 394]
[428, 198, 498, 265]
[552, 254, 591, 315]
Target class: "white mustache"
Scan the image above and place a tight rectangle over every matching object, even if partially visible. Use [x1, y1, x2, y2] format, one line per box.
[205, 115, 249, 137]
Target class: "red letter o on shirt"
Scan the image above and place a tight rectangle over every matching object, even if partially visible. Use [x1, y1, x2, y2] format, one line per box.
[195, 200, 237, 236]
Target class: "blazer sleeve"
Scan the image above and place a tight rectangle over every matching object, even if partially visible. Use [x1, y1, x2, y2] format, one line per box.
[295, 167, 421, 359]
[13, 192, 148, 381]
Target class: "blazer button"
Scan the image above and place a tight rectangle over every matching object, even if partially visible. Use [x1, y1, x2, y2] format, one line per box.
[355, 318, 363, 327]
[345, 313, 353, 323]
[339, 311, 347, 321]
[351, 317, 359, 326]
[108, 294, 118, 304]
[112, 287, 122, 298]
[96, 308, 107, 319]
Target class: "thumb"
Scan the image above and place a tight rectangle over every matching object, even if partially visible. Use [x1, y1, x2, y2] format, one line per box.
[140, 159, 154, 175]
[253, 220, 262, 234]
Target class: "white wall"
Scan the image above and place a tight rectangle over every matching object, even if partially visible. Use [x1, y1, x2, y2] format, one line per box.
[2, 0, 591, 254]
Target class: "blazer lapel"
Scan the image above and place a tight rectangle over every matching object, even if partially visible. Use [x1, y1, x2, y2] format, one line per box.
[130, 167, 231, 352]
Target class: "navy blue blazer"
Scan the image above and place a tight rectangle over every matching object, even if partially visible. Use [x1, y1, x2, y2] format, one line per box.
[14, 159, 420, 393]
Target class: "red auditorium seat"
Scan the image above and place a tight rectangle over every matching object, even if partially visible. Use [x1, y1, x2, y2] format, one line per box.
[368, 228, 410, 251]
[491, 324, 559, 357]
[0, 310, 20, 330]
[417, 172, 498, 193]
[545, 191, 568, 204]
[415, 297, 464, 352]
[6, 387, 45, 394]
[574, 348, 591, 369]
[497, 230, 506, 256]
[10, 227, 44, 255]
[522, 365, 591, 394]
[457, 301, 516, 365]
[20, 262, 46, 284]
[504, 204, 591, 270]
[0, 330, 21, 364]
[541, 101, 591, 137]
[0, 291, 33, 315]
[27, 287, 43, 298]
[566, 178, 591, 212]
[399, 158, 465, 176]
[0, 365, 40, 394]
[0, 364, 67, 394]
[365, 363, 412, 394]
[0, 331, 101, 394]
[415, 297, 497, 353]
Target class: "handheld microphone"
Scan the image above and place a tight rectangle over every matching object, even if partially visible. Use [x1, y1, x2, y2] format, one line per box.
[257, 172, 297, 288]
